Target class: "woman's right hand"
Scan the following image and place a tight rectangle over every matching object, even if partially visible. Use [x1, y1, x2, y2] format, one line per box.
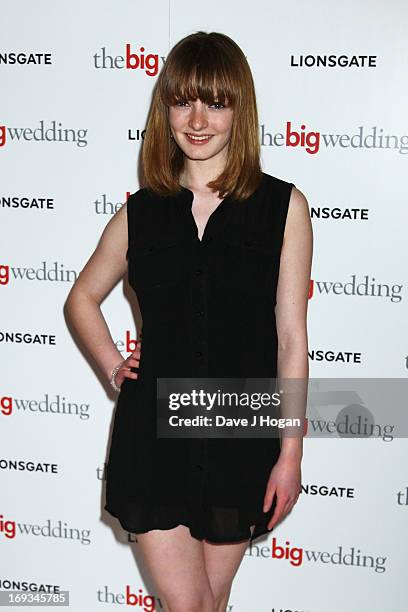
[113, 338, 142, 389]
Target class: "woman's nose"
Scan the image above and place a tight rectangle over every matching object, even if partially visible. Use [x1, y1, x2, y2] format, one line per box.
[188, 104, 208, 130]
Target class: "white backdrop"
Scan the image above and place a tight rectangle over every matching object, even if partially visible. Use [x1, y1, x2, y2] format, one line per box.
[1, 1, 407, 610]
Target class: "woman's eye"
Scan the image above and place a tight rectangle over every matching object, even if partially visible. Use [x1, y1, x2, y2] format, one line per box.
[173, 100, 226, 109]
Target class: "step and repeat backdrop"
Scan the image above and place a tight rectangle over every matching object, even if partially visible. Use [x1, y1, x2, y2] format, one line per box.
[1, 1, 407, 610]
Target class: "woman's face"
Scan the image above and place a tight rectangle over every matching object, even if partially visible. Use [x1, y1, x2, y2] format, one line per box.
[168, 97, 234, 163]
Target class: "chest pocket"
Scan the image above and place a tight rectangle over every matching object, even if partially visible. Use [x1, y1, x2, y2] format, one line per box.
[128, 237, 187, 291]
[212, 230, 279, 297]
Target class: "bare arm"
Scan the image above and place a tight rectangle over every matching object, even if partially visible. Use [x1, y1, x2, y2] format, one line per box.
[275, 186, 313, 459]
[64, 201, 130, 382]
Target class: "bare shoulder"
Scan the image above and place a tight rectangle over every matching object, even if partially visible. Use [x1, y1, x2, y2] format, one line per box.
[66, 200, 129, 305]
[283, 185, 313, 246]
[96, 199, 128, 256]
[288, 185, 310, 220]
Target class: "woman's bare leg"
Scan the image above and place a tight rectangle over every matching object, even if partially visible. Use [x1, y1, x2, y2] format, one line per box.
[203, 525, 255, 612]
[133, 524, 215, 612]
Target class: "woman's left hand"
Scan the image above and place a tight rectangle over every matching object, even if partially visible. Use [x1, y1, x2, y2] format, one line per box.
[263, 454, 302, 530]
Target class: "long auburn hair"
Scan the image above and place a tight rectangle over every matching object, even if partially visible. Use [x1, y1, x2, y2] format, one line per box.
[141, 31, 262, 201]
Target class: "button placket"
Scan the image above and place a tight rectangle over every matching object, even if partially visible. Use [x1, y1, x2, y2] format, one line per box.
[190, 243, 209, 376]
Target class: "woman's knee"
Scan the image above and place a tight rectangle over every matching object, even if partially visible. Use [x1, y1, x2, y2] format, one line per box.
[212, 583, 232, 612]
[161, 588, 215, 612]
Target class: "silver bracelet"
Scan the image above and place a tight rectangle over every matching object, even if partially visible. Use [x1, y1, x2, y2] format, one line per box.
[110, 359, 126, 392]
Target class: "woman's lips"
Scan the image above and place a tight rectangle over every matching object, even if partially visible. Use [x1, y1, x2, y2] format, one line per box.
[184, 133, 214, 145]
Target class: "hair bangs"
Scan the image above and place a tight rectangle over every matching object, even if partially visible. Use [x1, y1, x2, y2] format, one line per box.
[160, 50, 237, 108]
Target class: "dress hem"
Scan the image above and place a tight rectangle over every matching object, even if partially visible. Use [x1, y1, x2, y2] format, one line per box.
[104, 503, 272, 544]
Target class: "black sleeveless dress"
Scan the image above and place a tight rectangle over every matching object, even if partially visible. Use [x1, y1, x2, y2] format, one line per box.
[104, 171, 295, 543]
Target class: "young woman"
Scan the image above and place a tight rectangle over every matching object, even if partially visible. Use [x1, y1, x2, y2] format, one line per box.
[65, 31, 312, 612]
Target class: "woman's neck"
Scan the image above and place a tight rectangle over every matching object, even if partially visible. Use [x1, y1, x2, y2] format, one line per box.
[180, 158, 226, 193]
